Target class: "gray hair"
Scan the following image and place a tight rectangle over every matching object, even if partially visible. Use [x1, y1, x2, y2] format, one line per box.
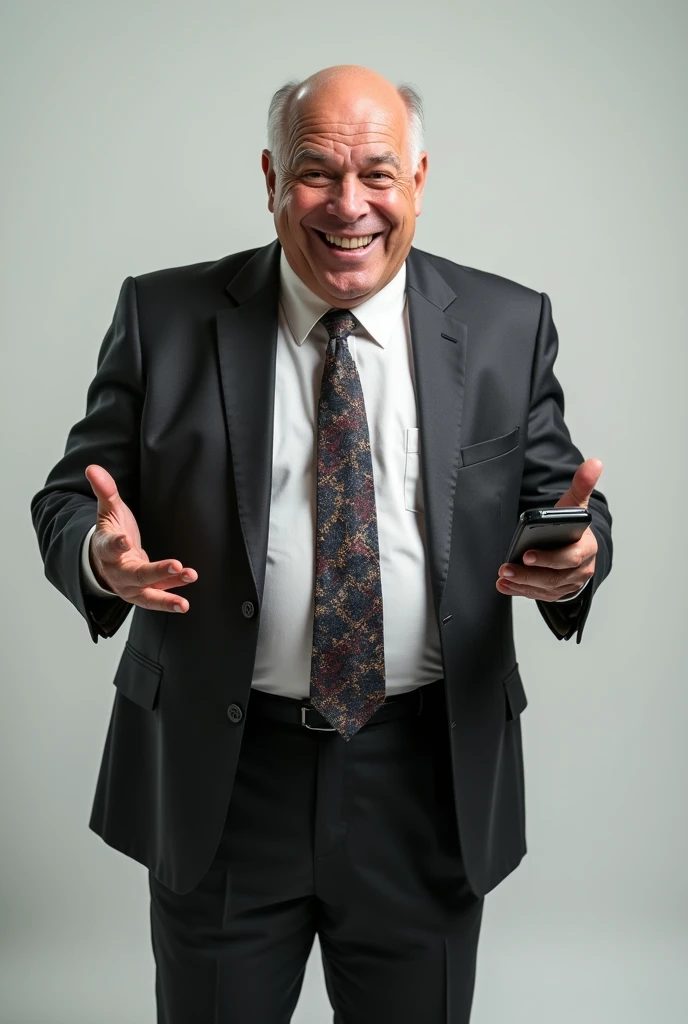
[266, 78, 425, 170]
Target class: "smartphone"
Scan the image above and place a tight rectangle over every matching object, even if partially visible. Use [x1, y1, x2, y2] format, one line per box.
[504, 507, 592, 564]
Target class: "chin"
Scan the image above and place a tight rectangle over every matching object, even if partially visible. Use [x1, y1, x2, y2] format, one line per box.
[318, 269, 381, 300]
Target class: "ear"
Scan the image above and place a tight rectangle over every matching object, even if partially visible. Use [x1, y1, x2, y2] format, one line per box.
[262, 149, 276, 212]
[413, 152, 428, 217]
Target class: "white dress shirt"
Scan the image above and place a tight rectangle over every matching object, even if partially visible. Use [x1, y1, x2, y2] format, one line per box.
[81, 251, 588, 696]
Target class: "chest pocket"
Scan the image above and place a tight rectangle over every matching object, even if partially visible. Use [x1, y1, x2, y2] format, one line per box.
[404, 427, 425, 514]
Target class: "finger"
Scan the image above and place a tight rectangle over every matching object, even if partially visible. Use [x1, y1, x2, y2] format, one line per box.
[85, 464, 123, 513]
[513, 540, 591, 571]
[93, 536, 198, 587]
[496, 578, 585, 601]
[568, 458, 603, 505]
[554, 457, 603, 509]
[123, 560, 198, 590]
[133, 588, 190, 613]
[497, 574, 584, 594]
[499, 556, 586, 580]
[498, 563, 583, 590]
[148, 568, 200, 592]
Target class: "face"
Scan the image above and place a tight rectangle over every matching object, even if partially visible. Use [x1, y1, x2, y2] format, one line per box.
[262, 75, 428, 308]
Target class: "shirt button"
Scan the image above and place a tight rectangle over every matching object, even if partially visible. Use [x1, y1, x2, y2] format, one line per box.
[241, 601, 255, 618]
[227, 704, 243, 724]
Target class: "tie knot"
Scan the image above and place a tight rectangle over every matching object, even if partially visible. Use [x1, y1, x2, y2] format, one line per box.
[319, 308, 359, 341]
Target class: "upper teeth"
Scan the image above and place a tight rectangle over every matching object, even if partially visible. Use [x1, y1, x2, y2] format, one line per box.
[325, 234, 374, 249]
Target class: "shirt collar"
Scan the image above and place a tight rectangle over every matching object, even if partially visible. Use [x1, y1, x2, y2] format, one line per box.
[279, 247, 407, 349]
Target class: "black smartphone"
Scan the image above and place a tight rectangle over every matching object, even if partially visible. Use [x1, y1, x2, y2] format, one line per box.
[504, 507, 592, 564]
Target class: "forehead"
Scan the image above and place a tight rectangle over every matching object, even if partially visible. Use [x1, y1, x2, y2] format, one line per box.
[284, 88, 407, 156]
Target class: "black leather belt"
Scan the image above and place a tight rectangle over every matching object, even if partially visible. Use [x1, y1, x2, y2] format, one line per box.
[247, 682, 436, 731]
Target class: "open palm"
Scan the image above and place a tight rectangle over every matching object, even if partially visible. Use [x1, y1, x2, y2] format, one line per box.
[84, 464, 198, 612]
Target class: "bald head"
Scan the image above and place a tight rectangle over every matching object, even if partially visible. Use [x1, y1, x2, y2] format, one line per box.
[268, 65, 424, 170]
[262, 65, 428, 308]
[299, 63, 403, 97]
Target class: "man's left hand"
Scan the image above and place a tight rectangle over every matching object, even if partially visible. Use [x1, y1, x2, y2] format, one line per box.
[496, 458, 603, 602]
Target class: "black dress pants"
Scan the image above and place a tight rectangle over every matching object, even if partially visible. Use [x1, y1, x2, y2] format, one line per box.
[149, 678, 484, 1023]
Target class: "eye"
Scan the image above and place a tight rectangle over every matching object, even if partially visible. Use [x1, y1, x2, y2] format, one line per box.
[368, 172, 392, 180]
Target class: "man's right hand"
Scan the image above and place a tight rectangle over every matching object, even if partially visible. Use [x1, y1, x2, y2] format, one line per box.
[84, 465, 198, 613]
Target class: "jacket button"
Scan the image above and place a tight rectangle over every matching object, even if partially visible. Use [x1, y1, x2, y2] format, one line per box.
[241, 601, 255, 618]
[227, 703, 243, 723]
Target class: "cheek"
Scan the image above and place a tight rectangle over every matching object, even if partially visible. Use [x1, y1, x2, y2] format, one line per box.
[283, 185, 320, 219]
[276, 194, 313, 246]
[378, 189, 411, 229]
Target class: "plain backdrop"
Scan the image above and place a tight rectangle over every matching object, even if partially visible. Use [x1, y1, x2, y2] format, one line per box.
[2, 0, 686, 1021]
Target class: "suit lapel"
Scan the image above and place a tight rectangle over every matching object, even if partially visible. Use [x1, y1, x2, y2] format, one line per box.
[216, 239, 468, 617]
[216, 239, 281, 603]
[406, 247, 467, 615]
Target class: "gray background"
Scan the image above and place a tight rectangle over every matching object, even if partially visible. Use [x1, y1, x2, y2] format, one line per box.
[2, 0, 686, 1020]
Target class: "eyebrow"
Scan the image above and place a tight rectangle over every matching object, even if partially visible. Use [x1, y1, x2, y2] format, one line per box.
[293, 148, 402, 172]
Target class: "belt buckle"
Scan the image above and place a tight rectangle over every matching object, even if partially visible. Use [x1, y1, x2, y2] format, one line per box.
[301, 706, 337, 731]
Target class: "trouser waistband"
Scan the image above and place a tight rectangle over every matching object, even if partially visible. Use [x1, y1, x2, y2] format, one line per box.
[246, 679, 444, 732]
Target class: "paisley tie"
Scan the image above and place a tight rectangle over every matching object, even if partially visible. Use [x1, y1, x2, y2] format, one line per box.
[309, 308, 386, 741]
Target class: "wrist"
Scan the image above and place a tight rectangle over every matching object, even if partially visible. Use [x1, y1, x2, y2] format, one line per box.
[81, 525, 118, 598]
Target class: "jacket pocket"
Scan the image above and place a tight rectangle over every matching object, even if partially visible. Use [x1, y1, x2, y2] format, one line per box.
[112, 641, 163, 711]
[502, 663, 528, 720]
[461, 426, 520, 467]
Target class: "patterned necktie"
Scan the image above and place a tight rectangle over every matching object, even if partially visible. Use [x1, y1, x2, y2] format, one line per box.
[309, 308, 386, 741]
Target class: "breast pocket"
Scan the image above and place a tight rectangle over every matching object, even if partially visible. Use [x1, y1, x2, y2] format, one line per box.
[460, 426, 520, 468]
[404, 427, 425, 514]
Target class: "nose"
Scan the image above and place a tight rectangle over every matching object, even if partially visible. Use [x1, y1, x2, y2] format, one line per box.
[326, 174, 369, 223]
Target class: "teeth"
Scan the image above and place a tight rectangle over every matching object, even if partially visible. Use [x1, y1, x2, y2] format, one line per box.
[324, 233, 374, 249]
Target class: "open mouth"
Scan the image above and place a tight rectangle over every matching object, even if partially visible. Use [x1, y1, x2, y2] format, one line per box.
[313, 229, 382, 253]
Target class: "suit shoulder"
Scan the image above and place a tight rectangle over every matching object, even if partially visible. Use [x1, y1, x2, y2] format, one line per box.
[413, 247, 543, 302]
[130, 246, 263, 296]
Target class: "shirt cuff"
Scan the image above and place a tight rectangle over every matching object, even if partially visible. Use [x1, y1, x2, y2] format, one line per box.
[81, 524, 118, 597]
[553, 577, 591, 602]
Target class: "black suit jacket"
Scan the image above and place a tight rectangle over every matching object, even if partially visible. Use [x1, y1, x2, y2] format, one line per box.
[31, 239, 612, 897]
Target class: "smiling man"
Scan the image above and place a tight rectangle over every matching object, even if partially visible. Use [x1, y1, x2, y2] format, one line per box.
[31, 65, 612, 1023]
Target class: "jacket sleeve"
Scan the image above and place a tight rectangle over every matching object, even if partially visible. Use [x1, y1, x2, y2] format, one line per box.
[518, 291, 613, 643]
[30, 276, 143, 643]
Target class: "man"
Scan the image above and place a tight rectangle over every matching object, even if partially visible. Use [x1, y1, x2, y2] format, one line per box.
[31, 64, 612, 1023]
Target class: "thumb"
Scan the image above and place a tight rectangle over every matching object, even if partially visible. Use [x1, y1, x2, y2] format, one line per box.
[554, 457, 604, 509]
[85, 464, 122, 515]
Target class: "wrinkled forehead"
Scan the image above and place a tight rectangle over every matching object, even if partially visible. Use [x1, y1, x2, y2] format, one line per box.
[283, 87, 409, 163]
